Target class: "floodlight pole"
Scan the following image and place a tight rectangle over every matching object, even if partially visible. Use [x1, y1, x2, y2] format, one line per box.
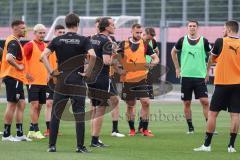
[182, 0, 187, 26]
[53, 0, 58, 20]
[86, 0, 90, 16]
[160, 0, 167, 81]
[122, 0, 126, 15]
[23, 0, 27, 23]
[103, 0, 107, 16]
[9, 0, 13, 25]
[141, 0, 145, 26]
[38, 0, 42, 23]
[69, 0, 73, 13]
[228, 0, 233, 20]
[204, 0, 209, 26]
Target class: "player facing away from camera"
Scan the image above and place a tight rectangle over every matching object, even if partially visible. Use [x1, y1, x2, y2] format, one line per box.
[41, 13, 96, 153]
[171, 20, 211, 134]
[194, 20, 240, 153]
[44, 24, 65, 137]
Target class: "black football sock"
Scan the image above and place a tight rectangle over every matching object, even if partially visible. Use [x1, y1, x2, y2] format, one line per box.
[204, 132, 213, 147]
[16, 123, 23, 137]
[228, 133, 237, 148]
[3, 124, 11, 137]
[128, 120, 135, 130]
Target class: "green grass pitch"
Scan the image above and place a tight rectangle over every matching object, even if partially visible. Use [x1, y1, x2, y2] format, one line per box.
[0, 102, 239, 160]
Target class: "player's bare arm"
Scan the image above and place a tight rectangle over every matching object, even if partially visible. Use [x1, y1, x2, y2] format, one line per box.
[171, 47, 180, 78]
[6, 53, 24, 70]
[40, 48, 53, 74]
[83, 49, 96, 78]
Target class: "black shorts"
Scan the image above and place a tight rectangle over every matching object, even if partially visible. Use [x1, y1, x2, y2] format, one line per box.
[110, 76, 118, 96]
[210, 85, 240, 113]
[181, 77, 208, 101]
[46, 84, 54, 100]
[3, 76, 25, 103]
[27, 85, 47, 104]
[121, 79, 150, 101]
[88, 76, 115, 107]
[147, 71, 154, 99]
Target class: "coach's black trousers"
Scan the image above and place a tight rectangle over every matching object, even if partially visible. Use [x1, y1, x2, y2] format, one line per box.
[49, 92, 85, 148]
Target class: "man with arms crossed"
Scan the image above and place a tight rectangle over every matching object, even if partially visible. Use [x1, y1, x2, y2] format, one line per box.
[1, 20, 31, 141]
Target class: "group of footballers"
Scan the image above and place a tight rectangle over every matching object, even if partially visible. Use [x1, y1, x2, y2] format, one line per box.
[0, 22, 66, 141]
[0, 13, 159, 152]
[0, 12, 240, 153]
[171, 20, 240, 153]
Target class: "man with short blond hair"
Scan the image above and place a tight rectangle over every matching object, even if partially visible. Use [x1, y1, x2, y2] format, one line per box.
[24, 23, 48, 139]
